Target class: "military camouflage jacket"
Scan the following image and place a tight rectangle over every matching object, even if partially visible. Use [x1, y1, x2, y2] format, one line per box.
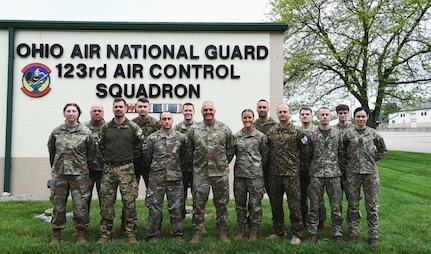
[47, 123, 93, 175]
[267, 123, 309, 176]
[132, 115, 161, 141]
[341, 126, 387, 174]
[84, 120, 105, 172]
[308, 127, 342, 177]
[234, 128, 269, 178]
[332, 122, 353, 131]
[187, 120, 235, 177]
[143, 129, 187, 181]
[253, 117, 277, 134]
[332, 122, 353, 171]
[99, 118, 143, 162]
[174, 121, 196, 172]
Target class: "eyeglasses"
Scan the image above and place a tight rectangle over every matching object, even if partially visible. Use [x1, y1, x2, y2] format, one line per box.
[92, 110, 103, 112]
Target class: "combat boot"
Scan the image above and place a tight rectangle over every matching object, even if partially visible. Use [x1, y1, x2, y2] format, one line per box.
[234, 225, 246, 241]
[76, 229, 87, 244]
[190, 229, 203, 243]
[218, 230, 230, 243]
[249, 226, 258, 241]
[50, 229, 61, 245]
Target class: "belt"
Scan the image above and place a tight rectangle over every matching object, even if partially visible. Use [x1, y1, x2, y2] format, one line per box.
[105, 160, 133, 166]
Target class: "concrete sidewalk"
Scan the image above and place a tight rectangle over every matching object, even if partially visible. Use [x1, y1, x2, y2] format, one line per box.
[378, 131, 431, 154]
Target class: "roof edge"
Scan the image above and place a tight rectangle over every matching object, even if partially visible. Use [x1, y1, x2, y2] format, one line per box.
[0, 20, 287, 32]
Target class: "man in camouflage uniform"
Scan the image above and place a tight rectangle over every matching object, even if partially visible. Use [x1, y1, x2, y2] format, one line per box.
[266, 103, 309, 244]
[253, 99, 277, 194]
[307, 107, 344, 244]
[97, 98, 143, 244]
[83, 103, 105, 209]
[143, 111, 188, 242]
[233, 109, 269, 241]
[342, 107, 387, 246]
[132, 98, 161, 187]
[174, 102, 196, 219]
[299, 107, 327, 233]
[187, 101, 235, 243]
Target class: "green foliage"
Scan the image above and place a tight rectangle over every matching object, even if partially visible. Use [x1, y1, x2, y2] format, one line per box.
[0, 151, 430, 253]
[269, 0, 431, 128]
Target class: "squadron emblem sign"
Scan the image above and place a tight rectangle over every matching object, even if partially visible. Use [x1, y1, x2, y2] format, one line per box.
[21, 63, 51, 97]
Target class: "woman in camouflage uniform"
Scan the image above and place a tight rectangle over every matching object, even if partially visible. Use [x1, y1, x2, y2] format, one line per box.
[342, 107, 387, 246]
[47, 103, 93, 244]
[233, 109, 269, 241]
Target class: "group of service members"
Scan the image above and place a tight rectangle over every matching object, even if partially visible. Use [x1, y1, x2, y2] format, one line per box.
[47, 98, 386, 247]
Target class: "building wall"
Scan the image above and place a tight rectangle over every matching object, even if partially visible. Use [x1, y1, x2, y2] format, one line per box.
[1, 23, 285, 195]
[388, 108, 431, 128]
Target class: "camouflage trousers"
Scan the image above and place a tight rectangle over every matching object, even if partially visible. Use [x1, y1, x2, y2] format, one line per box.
[99, 163, 138, 238]
[233, 177, 265, 226]
[192, 174, 229, 231]
[308, 176, 343, 236]
[50, 173, 91, 230]
[268, 174, 303, 237]
[345, 172, 380, 239]
[300, 170, 327, 226]
[145, 178, 184, 237]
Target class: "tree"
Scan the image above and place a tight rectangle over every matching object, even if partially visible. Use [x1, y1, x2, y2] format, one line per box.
[269, 0, 431, 128]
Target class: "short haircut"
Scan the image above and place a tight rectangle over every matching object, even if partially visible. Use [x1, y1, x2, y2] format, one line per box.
[257, 99, 269, 105]
[353, 107, 369, 116]
[113, 98, 126, 107]
[137, 98, 150, 104]
[335, 104, 350, 112]
[183, 102, 194, 110]
[299, 107, 312, 114]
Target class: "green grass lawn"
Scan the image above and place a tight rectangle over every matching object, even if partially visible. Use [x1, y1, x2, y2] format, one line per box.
[0, 151, 430, 253]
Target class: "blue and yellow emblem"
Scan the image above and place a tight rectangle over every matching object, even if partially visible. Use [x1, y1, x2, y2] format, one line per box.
[21, 63, 51, 97]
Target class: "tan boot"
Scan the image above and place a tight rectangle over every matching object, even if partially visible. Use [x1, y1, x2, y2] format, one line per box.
[234, 225, 246, 241]
[218, 230, 230, 243]
[76, 229, 87, 244]
[190, 229, 203, 243]
[50, 229, 61, 245]
[249, 226, 258, 241]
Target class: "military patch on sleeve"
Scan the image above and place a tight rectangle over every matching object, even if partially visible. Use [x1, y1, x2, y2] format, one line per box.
[301, 135, 309, 145]
[142, 143, 148, 153]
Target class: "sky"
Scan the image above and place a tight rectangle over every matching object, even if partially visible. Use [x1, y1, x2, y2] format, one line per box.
[0, 0, 271, 22]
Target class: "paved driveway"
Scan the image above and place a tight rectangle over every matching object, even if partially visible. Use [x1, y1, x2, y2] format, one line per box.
[378, 131, 431, 154]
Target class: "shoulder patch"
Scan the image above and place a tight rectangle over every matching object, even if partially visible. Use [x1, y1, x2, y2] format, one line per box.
[301, 135, 309, 145]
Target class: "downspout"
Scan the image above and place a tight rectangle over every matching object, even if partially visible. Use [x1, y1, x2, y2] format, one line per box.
[3, 27, 14, 195]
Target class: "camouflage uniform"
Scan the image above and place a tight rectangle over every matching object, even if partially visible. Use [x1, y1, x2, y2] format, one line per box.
[98, 118, 142, 239]
[83, 119, 105, 208]
[174, 121, 196, 218]
[267, 123, 309, 238]
[47, 123, 93, 231]
[186, 120, 235, 231]
[342, 126, 387, 240]
[253, 117, 277, 193]
[307, 127, 343, 237]
[233, 128, 269, 228]
[143, 129, 187, 237]
[332, 122, 354, 192]
[132, 115, 161, 186]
